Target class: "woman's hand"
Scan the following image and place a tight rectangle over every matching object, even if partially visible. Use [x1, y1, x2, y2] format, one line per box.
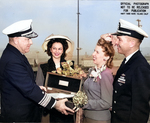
[101, 33, 112, 41]
[39, 86, 47, 92]
[101, 33, 118, 47]
[79, 71, 87, 79]
[109, 107, 112, 111]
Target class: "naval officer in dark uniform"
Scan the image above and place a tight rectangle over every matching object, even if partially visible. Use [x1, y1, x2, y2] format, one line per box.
[110, 19, 150, 123]
[0, 19, 74, 122]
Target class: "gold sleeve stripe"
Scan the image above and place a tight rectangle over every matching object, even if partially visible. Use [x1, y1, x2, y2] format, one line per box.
[38, 93, 51, 107]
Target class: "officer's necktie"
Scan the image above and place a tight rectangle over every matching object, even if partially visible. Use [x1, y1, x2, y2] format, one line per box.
[116, 58, 126, 73]
[122, 58, 126, 65]
[119, 58, 126, 70]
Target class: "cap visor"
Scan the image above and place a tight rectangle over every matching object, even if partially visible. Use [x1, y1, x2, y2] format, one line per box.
[24, 32, 38, 38]
[112, 32, 122, 36]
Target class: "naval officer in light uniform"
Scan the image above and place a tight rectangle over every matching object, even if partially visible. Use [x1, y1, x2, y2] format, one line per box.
[0, 19, 74, 122]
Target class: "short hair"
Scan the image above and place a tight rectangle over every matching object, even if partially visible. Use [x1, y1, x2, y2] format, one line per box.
[127, 36, 142, 46]
[97, 38, 115, 68]
[46, 38, 68, 58]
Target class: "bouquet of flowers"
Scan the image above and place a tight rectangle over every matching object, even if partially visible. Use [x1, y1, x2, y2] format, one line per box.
[73, 90, 88, 108]
[52, 60, 84, 79]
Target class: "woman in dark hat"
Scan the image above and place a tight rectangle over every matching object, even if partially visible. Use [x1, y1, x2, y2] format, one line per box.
[36, 35, 74, 123]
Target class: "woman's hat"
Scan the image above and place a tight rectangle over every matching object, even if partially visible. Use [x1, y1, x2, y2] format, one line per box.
[42, 34, 72, 53]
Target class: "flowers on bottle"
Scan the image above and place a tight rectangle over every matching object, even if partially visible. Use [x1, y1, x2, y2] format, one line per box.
[52, 60, 84, 79]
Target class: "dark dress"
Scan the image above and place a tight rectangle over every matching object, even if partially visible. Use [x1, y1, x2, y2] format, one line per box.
[37, 57, 74, 123]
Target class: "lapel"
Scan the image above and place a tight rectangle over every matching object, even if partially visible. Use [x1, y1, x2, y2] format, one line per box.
[7, 44, 35, 81]
[22, 55, 35, 80]
[47, 57, 66, 72]
[114, 51, 141, 83]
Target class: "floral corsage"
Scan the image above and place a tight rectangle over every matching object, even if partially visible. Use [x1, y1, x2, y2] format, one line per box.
[89, 65, 106, 82]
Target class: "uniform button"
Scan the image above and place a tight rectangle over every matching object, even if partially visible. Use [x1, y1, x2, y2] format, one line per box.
[114, 101, 116, 103]
[114, 111, 116, 113]
[115, 90, 117, 93]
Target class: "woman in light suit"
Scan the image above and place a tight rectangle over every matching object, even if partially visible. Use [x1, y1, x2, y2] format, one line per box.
[82, 38, 115, 123]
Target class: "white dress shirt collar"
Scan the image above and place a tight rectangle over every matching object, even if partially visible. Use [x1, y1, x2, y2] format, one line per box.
[125, 49, 139, 64]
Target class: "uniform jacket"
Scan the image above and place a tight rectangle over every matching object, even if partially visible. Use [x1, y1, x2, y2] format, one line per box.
[0, 44, 55, 122]
[111, 50, 150, 123]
